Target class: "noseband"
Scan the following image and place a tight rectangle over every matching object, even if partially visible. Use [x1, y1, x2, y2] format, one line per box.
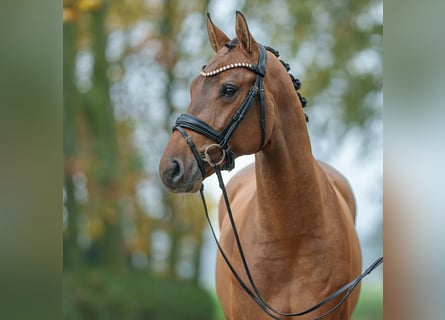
[173, 44, 268, 176]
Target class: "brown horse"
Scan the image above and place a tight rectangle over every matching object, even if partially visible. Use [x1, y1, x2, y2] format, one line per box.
[159, 12, 362, 320]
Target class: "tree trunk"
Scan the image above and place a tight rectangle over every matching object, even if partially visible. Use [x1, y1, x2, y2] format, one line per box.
[84, 5, 126, 272]
[63, 21, 82, 269]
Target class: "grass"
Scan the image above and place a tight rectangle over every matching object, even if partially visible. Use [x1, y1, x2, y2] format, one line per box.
[352, 281, 383, 320]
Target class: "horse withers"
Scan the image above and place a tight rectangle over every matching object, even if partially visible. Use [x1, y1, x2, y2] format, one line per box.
[159, 11, 362, 320]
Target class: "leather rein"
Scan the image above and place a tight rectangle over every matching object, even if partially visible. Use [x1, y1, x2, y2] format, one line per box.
[172, 43, 383, 319]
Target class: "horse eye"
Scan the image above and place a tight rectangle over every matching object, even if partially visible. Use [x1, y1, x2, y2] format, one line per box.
[220, 84, 238, 97]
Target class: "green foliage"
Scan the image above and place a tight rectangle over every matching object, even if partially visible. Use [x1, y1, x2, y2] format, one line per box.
[240, 0, 383, 155]
[64, 268, 215, 320]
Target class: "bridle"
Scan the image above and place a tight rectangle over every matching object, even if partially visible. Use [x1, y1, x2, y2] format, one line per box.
[171, 42, 383, 319]
[173, 43, 267, 176]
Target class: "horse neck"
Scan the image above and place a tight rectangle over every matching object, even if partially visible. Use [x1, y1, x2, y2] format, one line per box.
[254, 86, 325, 243]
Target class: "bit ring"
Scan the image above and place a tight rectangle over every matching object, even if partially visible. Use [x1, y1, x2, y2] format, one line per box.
[203, 144, 226, 167]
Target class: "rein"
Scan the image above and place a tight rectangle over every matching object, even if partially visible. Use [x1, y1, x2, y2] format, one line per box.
[172, 43, 383, 319]
[200, 165, 383, 319]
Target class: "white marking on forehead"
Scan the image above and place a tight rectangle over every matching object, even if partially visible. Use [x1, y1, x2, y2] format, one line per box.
[199, 62, 254, 77]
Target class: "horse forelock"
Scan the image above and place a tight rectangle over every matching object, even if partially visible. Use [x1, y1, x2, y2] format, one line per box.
[223, 38, 239, 50]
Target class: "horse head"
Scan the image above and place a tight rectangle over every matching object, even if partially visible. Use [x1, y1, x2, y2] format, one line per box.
[159, 11, 301, 193]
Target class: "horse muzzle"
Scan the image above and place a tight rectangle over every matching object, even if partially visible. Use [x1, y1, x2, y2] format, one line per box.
[159, 153, 203, 193]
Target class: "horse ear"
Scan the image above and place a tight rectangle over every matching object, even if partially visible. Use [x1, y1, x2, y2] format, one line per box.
[206, 12, 230, 53]
[235, 11, 258, 55]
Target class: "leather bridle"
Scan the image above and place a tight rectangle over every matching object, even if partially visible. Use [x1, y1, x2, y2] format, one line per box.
[173, 44, 267, 176]
[171, 43, 383, 319]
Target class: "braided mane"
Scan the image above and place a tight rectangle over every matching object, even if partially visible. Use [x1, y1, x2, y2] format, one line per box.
[264, 45, 309, 122]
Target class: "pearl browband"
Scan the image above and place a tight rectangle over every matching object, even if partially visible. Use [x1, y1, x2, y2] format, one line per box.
[200, 62, 255, 77]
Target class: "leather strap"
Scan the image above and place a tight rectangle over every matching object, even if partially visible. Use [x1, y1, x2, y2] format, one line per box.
[200, 165, 383, 319]
[173, 44, 268, 173]
[174, 125, 207, 178]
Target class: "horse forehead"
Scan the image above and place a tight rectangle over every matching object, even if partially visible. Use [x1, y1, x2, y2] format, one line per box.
[206, 46, 253, 70]
[207, 47, 234, 66]
[190, 61, 254, 97]
[186, 79, 213, 116]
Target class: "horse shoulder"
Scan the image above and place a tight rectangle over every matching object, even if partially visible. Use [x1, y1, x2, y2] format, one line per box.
[218, 162, 256, 227]
[317, 160, 357, 223]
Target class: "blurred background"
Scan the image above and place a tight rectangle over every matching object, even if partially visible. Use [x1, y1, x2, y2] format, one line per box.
[63, 0, 382, 319]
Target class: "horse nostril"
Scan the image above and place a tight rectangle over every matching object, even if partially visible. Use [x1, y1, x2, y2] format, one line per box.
[170, 159, 184, 183]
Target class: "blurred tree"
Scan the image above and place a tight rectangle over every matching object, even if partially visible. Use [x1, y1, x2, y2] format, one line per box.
[63, 13, 82, 269]
[155, 0, 211, 280]
[63, 0, 212, 280]
[238, 0, 382, 153]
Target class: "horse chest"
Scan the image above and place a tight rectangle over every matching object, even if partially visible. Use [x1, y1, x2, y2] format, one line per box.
[216, 213, 308, 319]
[215, 201, 352, 319]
